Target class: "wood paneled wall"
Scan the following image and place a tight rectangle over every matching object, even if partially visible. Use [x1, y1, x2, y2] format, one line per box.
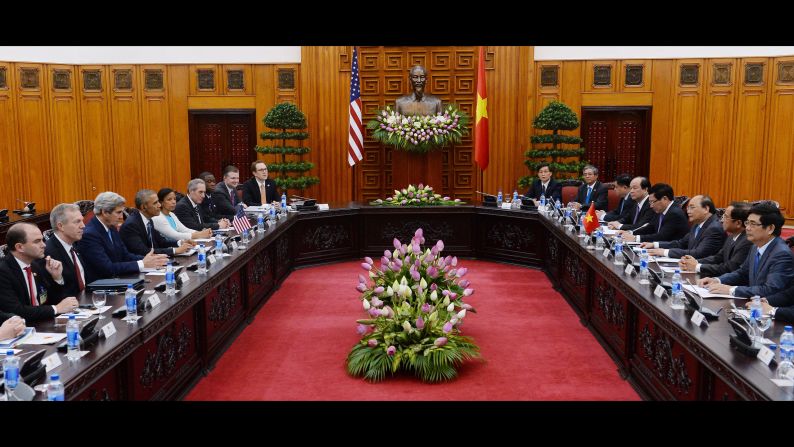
[535, 56, 794, 219]
[0, 62, 294, 210]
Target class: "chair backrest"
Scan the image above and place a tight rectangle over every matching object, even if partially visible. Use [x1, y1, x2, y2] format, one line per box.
[42, 229, 54, 242]
[0, 244, 7, 259]
[74, 200, 94, 217]
[561, 186, 578, 205]
[174, 191, 186, 203]
[607, 188, 620, 211]
[673, 195, 689, 209]
[715, 208, 725, 220]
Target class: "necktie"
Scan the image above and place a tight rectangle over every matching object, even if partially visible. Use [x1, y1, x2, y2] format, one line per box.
[694, 225, 700, 239]
[542, 184, 546, 197]
[260, 182, 267, 205]
[585, 186, 592, 205]
[619, 198, 624, 214]
[633, 203, 641, 224]
[229, 187, 235, 205]
[754, 251, 761, 277]
[107, 228, 113, 243]
[195, 205, 202, 224]
[71, 248, 84, 292]
[24, 266, 36, 306]
[657, 213, 664, 232]
[146, 220, 154, 247]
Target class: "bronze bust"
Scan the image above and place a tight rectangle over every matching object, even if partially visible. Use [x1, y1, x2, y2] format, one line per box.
[395, 65, 443, 116]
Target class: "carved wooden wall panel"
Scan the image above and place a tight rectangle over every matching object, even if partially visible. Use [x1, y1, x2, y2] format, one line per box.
[0, 61, 20, 209]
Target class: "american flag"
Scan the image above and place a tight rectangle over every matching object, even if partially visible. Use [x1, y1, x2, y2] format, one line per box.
[232, 204, 251, 234]
[348, 46, 364, 166]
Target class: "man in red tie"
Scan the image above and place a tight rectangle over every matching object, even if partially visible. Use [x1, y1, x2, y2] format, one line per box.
[0, 223, 79, 322]
[45, 203, 87, 298]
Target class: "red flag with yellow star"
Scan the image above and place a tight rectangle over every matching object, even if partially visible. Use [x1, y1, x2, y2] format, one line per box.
[475, 46, 489, 170]
[583, 202, 600, 234]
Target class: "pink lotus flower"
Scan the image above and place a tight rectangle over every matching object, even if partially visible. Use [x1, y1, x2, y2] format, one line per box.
[463, 289, 473, 296]
[381, 256, 389, 266]
[374, 286, 384, 294]
[371, 297, 383, 308]
[393, 238, 401, 250]
[368, 308, 381, 318]
[416, 316, 425, 329]
[427, 266, 438, 278]
[459, 280, 470, 288]
[410, 270, 420, 281]
[358, 274, 366, 283]
[384, 249, 392, 259]
[457, 267, 467, 277]
[436, 240, 444, 251]
[421, 303, 432, 313]
[380, 264, 388, 272]
[449, 292, 458, 300]
[356, 283, 367, 292]
[364, 257, 374, 265]
[443, 322, 453, 333]
[361, 263, 371, 271]
[387, 345, 396, 356]
[462, 303, 473, 310]
[434, 337, 448, 347]
[356, 324, 368, 335]
[442, 290, 450, 296]
[390, 263, 401, 272]
[430, 283, 438, 291]
[451, 257, 458, 266]
[368, 339, 378, 347]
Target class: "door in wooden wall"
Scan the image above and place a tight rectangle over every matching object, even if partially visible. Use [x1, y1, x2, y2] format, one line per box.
[188, 110, 257, 184]
[581, 108, 651, 183]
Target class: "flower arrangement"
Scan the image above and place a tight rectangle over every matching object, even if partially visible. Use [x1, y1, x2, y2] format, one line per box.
[367, 105, 470, 153]
[370, 184, 464, 206]
[346, 228, 480, 382]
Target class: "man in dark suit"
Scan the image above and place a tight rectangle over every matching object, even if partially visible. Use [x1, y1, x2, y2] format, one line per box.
[212, 165, 246, 220]
[242, 161, 278, 206]
[198, 171, 218, 218]
[621, 183, 689, 244]
[571, 165, 608, 211]
[526, 163, 562, 205]
[174, 179, 231, 231]
[679, 202, 752, 277]
[120, 189, 194, 257]
[45, 203, 88, 299]
[78, 192, 169, 284]
[0, 223, 78, 322]
[644, 195, 725, 259]
[607, 176, 655, 232]
[598, 173, 634, 223]
[700, 202, 794, 298]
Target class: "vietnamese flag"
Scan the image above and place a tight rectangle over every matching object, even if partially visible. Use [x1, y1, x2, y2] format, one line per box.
[583, 202, 600, 235]
[474, 46, 489, 170]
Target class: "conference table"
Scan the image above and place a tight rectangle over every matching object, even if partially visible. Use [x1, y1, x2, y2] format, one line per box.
[13, 203, 792, 400]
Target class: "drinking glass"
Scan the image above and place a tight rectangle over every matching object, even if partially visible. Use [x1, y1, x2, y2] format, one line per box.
[92, 291, 107, 319]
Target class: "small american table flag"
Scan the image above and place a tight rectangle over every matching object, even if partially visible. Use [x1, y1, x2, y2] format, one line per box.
[232, 204, 252, 234]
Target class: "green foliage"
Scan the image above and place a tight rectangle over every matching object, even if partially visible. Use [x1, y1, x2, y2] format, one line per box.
[254, 146, 312, 155]
[530, 134, 582, 145]
[260, 131, 309, 140]
[267, 161, 315, 173]
[273, 176, 320, 190]
[263, 102, 307, 130]
[525, 149, 585, 158]
[367, 105, 470, 153]
[532, 101, 579, 131]
[369, 184, 464, 206]
[524, 160, 588, 173]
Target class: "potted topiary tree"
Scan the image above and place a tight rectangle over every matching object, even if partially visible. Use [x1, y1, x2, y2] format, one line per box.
[518, 100, 588, 189]
[255, 102, 320, 197]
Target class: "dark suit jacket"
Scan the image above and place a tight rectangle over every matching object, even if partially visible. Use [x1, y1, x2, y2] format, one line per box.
[526, 178, 562, 203]
[119, 210, 179, 257]
[632, 204, 690, 243]
[603, 195, 635, 223]
[698, 231, 752, 277]
[618, 197, 655, 231]
[173, 196, 220, 231]
[718, 236, 794, 298]
[0, 312, 14, 324]
[44, 235, 85, 299]
[575, 181, 608, 211]
[77, 216, 143, 284]
[242, 177, 278, 206]
[659, 213, 726, 259]
[0, 254, 63, 322]
[200, 190, 218, 218]
[212, 182, 241, 219]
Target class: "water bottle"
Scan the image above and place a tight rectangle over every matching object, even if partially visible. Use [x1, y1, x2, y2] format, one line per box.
[3, 350, 19, 400]
[540, 194, 546, 209]
[497, 189, 503, 207]
[197, 244, 207, 275]
[214, 233, 226, 259]
[595, 227, 604, 250]
[564, 207, 572, 229]
[257, 213, 265, 233]
[670, 269, 684, 309]
[749, 296, 763, 346]
[46, 373, 64, 401]
[578, 215, 587, 238]
[241, 228, 250, 247]
[613, 233, 625, 266]
[66, 314, 80, 359]
[638, 249, 650, 284]
[511, 190, 519, 209]
[165, 261, 176, 296]
[778, 326, 794, 381]
[281, 193, 287, 215]
[125, 284, 138, 321]
[269, 205, 276, 224]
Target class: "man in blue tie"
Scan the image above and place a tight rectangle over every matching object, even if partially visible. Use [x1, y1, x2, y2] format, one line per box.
[572, 165, 608, 211]
[78, 191, 169, 284]
[643, 195, 725, 259]
[598, 174, 634, 222]
[699, 202, 794, 298]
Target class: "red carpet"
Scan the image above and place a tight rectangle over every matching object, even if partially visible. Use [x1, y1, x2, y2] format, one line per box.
[186, 260, 639, 401]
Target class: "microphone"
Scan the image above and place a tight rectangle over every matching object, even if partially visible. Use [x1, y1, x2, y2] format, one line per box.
[650, 255, 668, 279]
[629, 221, 651, 235]
[475, 191, 497, 198]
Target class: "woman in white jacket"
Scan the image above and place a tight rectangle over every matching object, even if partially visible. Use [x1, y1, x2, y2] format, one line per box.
[153, 188, 213, 241]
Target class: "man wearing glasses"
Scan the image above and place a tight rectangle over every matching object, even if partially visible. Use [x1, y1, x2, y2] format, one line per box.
[619, 183, 689, 243]
[571, 165, 608, 211]
[642, 195, 725, 259]
[699, 202, 794, 298]
[678, 202, 753, 276]
[242, 161, 279, 206]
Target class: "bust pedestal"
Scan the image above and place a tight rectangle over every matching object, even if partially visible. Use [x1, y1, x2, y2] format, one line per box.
[391, 149, 443, 191]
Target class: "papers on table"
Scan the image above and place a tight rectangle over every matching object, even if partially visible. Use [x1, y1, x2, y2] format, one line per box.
[55, 310, 93, 321]
[660, 266, 681, 273]
[651, 256, 681, 263]
[0, 328, 34, 349]
[245, 205, 268, 213]
[145, 271, 166, 276]
[23, 332, 66, 345]
[683, 284, 734, 299]
[175, 248, 197, 257]
[193, 238, 213, 243]
[602, 228, 620, 235]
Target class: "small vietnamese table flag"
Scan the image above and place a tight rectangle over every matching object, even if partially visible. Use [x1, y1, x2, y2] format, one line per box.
[583, 202, 600, 235]
[474, 46, 489, 170]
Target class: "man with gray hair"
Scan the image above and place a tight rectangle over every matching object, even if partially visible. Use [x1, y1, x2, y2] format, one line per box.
[45, 203, 88, 297]
[572, 164, 608, 211]
[78, 191, 169, 283]
[173, 179, 231, 231]
[120, 189, 194, 257]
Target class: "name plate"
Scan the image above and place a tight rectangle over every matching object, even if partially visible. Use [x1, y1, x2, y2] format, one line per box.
[624, 265, 634, 275]
[231, 241, 239, 250]
[654, 285, 666, 298]
[101, 322, 117, 339]
[602, 248, 611, 257]
[318, 204, 330, 211]
[179, 272, 190, 284]
[42, 352, 62, 372]
[148, 294, 161, 308]
[690, 310, 706, 327]
[501, 202, 512, 209]
[757, 345, 775, 366]
[208, 254, 217, 264]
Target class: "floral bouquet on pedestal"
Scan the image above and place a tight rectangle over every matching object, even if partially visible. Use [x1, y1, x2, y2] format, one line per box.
[346, 228, 480, 382]
[370, 184, 464, 206]
[367, 105, 470, 153]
